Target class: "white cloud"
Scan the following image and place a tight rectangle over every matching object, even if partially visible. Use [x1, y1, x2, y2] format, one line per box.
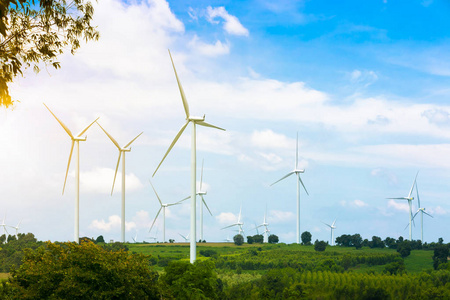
[78, 168, 144, 194]
[189, 35, 230, 56]
[422, 108, 450, 126]
[350, 69, 378, 87]
[387, 199, 410, 213]
[251, 130, 292, 149]
[216, 212, 237, 224]
[353, 199, 368, 207]
[89, 215, 136, 232]
[429, 206, 447, 215]
[269, 210, 295, 223]
[371, 168, 398, 185]
[206, 6, 249, 36]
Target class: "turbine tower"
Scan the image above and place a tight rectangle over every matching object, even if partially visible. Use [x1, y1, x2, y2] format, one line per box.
[412, 182, 433, 242]
[152, 50, 225, 263]
[221, 205, 244, 236]
[9, 219, 22, 238]
[271, 132, 308, 244]
[44, 103, 98, 243]
[255, 205, 270, 242]
[0, 214, 9, 236]
[387, 171, 418, 241]
[148, 181, 182, 243]
[96, 122, 143, 243]
[322, 219, 337, 246]
[179, 233, 190, 243]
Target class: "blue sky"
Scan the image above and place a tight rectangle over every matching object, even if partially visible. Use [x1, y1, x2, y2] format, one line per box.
[1, 0, 450, 244]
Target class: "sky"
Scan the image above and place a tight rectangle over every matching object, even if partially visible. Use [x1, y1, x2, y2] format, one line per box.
[2, 0, 450, 244]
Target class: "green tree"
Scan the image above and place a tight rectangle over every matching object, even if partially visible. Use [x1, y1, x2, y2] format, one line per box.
[0, 0, 99, 107]
[247, 235, 254, 244]
[234, 234, 244, 246]
[314, 240, 327, 252]
[95, 235, 105, 244]
[268, 234, 279, 244]
[159, 260, 221, 299]
[1, 240, 160, 299]
[253, 234, 264, 244]
[301, 231, 312, 245]
[351, 234, 363, 249]
[383, 257, 406, 275]
[433, 244, 449, 270]
[397, 240, 412, 258]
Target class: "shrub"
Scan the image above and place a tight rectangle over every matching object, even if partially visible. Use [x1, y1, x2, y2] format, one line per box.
[314, 240, 327, 252]
[234, 234, 244, 246]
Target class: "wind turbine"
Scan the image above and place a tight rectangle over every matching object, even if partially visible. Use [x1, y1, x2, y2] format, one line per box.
[152, 50, 225, 263]
[271, 132, 309, 244]
[132, 231, 138, 243]
[221, 205, 244, 236]
[148, 181, 182, 243]
[96, 122, 143, 243]
[44, 103, 98, 243]
[179, 233, 190, 243]
[412, 182, 433, 242]
[0, 214, 9, 236]
[322, 219, 337, 246]
[387, 171, 418, 241]
[255, 206, 270, 242]
[147, 228, 158, 243]
[9, 219, 22, 238]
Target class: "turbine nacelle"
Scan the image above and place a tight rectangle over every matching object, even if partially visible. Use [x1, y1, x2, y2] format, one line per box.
[188, 115, 205, 122]
[294, 169, 305, 173]
[73, 136, 87, 142]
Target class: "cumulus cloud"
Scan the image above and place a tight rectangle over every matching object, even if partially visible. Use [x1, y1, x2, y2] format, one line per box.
[189, 35, 230, 56]
[350, 69, 378, 87]
[422, 108, 450, 126]
[269, 210, 295, 223]
[428, 206, 447, 215]
[206, 6, 249, 36]
[216, 212, 238, 224]
[78, 168, 144, 194]
[251, 130, 292, 149]
[89, 215, 136, 232]
[340, 199, 368, 208]
[387, 199, 410, 213]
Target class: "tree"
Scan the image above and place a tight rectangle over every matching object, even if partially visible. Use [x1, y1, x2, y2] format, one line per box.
[433, 244, 449, 270]
[253, 234, 264, 244]
[314, 240, 327, 252]
[368, 236, 385, 249]
[1, 240, 160, 299]
[95, 235, 105, 244]
[247, 235, 254, 244]
[0, 0, 100, 107]
[301, 231, 312, 245]
[351, 234, 362, 249]
[234, 234, 244, 246]
[397, 240, 412, 258]
[268, 234, 279, 244]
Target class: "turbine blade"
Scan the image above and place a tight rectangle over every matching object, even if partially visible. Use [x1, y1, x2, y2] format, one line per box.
[200, 159, 204, 191]
[196, 120, 226, 131]
[408, 171, 419, 199]
[167, 201, 182, 207]
[124, 132, 143, 148]
[270, 171, 295, 186]
[96, 121, 121, 149]
[62, 140, 75, 195]
[412, 211, 419, 221]
[43, 103, 74, 138]
[387, 197, 408, 200]
[77, 117, 100, 137]
[168, 49, 190, 119]
[238, 205, 242, 222]
[149, 181, 163, 206]
[153, 121, 190, 177]
[176, 196, 191, 204]
[221, 224, 237, 230]
[149, 208, 162, 233]
[202, 196, 213, 216]
[424, 211, 433, 218]
[404, 223, 409, 231]
[416, 182, 421, 208]
[322, 221, 331, 228]
[332, 218, 337, 227]
[298, 175, 309, 195]
[111, 152, 122, 195]
[296, 132, 299, 169]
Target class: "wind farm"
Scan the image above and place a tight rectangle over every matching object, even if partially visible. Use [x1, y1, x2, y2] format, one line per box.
[2, 0, 450, 263]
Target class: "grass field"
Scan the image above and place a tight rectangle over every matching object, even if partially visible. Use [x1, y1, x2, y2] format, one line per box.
[127, 242, 435, 274]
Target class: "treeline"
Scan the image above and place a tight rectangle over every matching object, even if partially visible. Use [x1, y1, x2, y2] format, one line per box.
[0, 233, 42, 272]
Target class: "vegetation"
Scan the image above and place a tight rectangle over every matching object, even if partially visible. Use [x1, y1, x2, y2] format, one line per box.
[0, 233, 449, 299]
[233, 234, 244, 246]
[0, 0, 99, 107]
[301, 231, 312, 245]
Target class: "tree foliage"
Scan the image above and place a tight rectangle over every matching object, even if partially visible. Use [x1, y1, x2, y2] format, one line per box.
[314, 240, 327, 252]
[268, 234, 279, 244]
[234, 234, 244, 246]
[0, 0, 100, 107]
[0, 240, 160, 299]
[301, 231, 312, 245]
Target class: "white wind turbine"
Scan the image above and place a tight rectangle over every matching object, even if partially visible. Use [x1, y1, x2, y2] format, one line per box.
[322, 219, 337, 246]
[9, 219, 22, 238]
[152, 50, 225, 263]
[221, 205, 245, 236]
[44, 103, 98, 243]
[387, 171, 418, 241]
[148, 181, 182, 243]
[96, 122, 143, 243]
[271, 132, 308, 244]
[0, 214, 9, 236]
[255, 206, 270, 242]
[147, 228, 158, 243]
[412, 182, 433, 242]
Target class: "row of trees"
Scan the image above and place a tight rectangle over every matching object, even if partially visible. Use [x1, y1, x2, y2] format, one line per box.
[233, 234, 279, 245]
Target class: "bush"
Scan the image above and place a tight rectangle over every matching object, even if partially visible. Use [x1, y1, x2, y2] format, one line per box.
[200, 249, 217, 257]
[314, 240, 327, 252]
[1, 240, 160, 299]
[397, 241, 412, 258]
[268, 234, 279, 244]
[301, 231, 312, 245]
[247, 236, 254, 244]
[234, 234, 244, 246]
